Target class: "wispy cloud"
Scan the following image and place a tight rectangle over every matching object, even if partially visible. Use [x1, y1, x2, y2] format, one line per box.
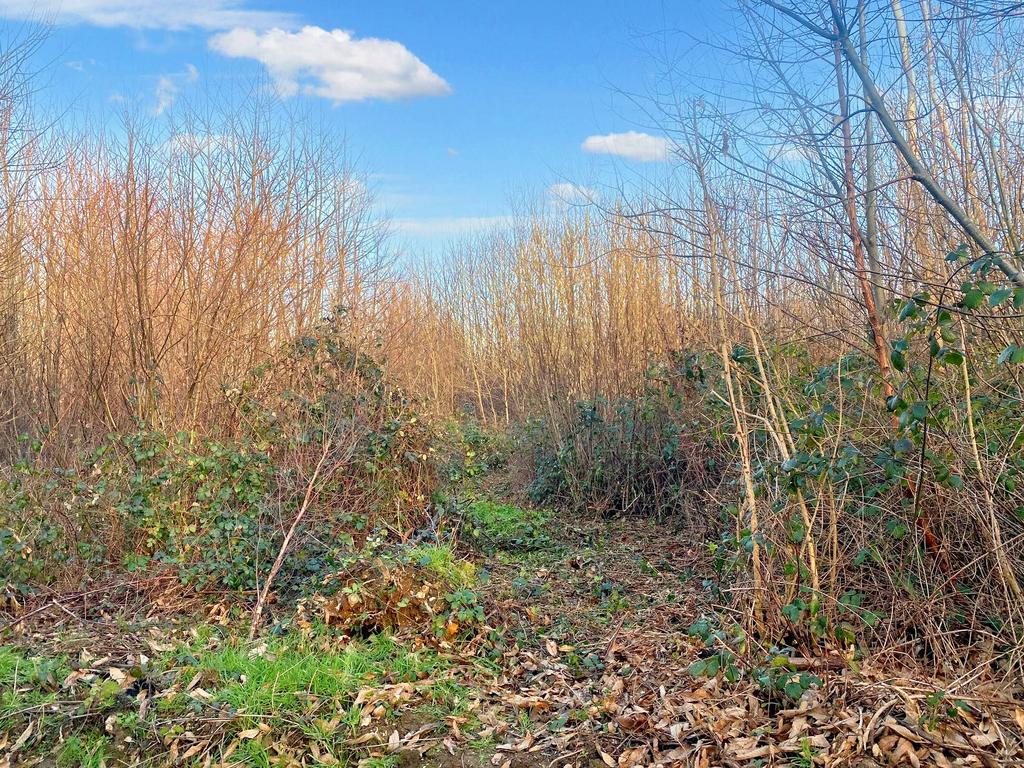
[65, 58, 95, 72]
[208, 25, 451, 104]
[581, 131, 670, 162]
[0, 0, 295, 30]
[154, 63, 198, 115]
[547, 182, 596, 205]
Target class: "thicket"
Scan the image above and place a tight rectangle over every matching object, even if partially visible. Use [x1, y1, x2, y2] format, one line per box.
[1, 312, 435, 607]
[5, 1, 1024, 675]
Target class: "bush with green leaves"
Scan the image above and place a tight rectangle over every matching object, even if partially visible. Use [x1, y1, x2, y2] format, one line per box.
[687, 251, 1024, 662]
[0, 311, 440, 601]
[526, 355, 722, 520]
[1, 430, 280, 594]
[439, 420, 511, 486]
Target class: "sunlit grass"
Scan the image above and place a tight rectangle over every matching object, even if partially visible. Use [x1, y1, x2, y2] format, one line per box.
[408, 543, 477, 589]
[190, 632, 445, 724]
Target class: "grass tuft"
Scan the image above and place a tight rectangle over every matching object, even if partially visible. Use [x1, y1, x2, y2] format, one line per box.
[409, 543, 477, 589]
[465, 500, 551, 551]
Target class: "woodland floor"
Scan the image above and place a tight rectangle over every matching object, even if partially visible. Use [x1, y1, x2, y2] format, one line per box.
[2, 503, 1024, 767]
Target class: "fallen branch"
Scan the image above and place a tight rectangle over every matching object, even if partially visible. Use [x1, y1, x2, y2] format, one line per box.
[249, 438, 333, 640]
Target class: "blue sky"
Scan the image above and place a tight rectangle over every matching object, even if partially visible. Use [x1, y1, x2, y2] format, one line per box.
[1, 0, 730, 252]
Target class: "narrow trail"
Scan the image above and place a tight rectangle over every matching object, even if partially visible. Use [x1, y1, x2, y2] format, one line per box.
[399, 506, 1024, 767]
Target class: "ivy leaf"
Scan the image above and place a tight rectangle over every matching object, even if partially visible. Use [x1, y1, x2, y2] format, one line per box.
[886, 518, 908, 540]
[893, 438, 914, 454]
[705, 655, 721, 676]
[782, 601, 805, 622]
[784, 680, 804, 699]
[942, 349, 964, 366]
[891, 349, 906, 372]
[898, 300, 918, 321]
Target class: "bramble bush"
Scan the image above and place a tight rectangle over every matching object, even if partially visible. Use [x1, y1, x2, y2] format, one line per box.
[526, 355, 722, 520]
[513, 254, 1024, 662]
[694, 253, 1024, 661]
[0, 311, 439, 602]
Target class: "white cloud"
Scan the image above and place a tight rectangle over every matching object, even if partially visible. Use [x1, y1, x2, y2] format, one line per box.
[0, 0, 294, 30]
[581, 131, 671, 162]
[775, 142, 817, 164]
[547, 182, 596, 205]
[154, 63, 198, 115]
[208, 26, 451, 104]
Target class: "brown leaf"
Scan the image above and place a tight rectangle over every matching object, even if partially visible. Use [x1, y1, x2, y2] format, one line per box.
[11, 722, 33, 753]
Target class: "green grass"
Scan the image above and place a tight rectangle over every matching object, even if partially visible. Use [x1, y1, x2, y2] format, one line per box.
[1, 629, 464, 765]
[57, 733, 111, 768]
[409, 543, 477, 589]
[359, 757, 400, 768]
[234, 739, 273, 768]
[468, 732, 497, 757]
[189, 632, 446, 727]
[0, 645, 69, 731]
[465, 500, 551, 551]
[1, 618, 498, 767]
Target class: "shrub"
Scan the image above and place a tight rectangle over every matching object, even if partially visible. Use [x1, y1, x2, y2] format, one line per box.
[526, 355, 722, 520]
[696, 292, 1024, 661]
[439, 420, 510, 487]
[0, 311, 440, 602]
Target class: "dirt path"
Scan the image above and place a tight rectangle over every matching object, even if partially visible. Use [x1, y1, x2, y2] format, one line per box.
[432, 509, 1023, 767]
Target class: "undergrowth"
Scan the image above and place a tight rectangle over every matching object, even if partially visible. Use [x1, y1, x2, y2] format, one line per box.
[463, 499, 551, 553]
[1, 311, 437, 608]
[1, 628, 472, 766]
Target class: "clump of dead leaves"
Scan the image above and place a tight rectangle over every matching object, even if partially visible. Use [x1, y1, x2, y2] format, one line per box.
[295, 557, 468, 643]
